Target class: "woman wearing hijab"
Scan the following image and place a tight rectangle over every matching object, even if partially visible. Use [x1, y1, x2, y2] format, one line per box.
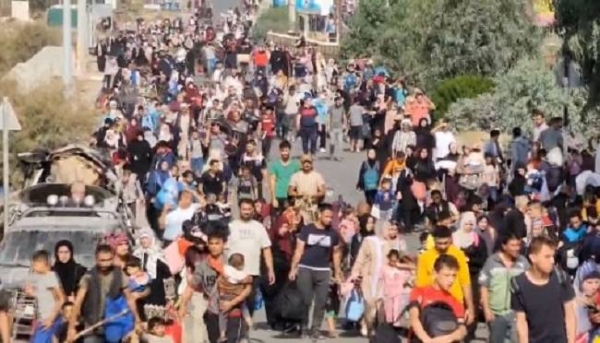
[262, 210, 300, 330]
[452, 211, 488, 340]
[348, 222, 411, 336]
[132, 228, 173, 308]
[357, 149, 382, 206]
[349, 215, 376, 267]
[52, 240, 87, 302]
[414, 118, 435, 157]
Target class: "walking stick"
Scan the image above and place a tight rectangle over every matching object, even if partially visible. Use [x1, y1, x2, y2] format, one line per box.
[73, 309, 129, 340]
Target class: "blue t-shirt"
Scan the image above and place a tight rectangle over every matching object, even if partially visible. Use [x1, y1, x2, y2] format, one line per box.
[298, 224, 340, 270]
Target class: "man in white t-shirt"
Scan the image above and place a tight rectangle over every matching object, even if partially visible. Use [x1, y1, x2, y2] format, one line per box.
[433, 118, 456, 160]
[227, 198, 275, 317]
[160, 189, 201, 242]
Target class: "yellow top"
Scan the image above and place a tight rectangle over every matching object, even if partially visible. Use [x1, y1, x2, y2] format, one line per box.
[416, 244, 471, 302]
[424, 233, 435, 251]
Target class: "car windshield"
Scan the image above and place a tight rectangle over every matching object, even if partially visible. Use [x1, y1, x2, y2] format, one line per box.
[0, 230, 103, 268]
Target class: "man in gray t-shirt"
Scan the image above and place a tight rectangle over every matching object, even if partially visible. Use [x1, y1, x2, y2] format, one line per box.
[348, 103, 365, 152]
[327, 97, 347, 160]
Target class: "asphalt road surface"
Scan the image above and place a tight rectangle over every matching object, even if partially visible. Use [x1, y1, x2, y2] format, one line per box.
[244, 139, 490, 342]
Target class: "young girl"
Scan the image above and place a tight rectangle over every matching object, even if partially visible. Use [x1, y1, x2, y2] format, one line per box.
[125, 257, 151, 323]
[379, 250, 414, 327]
[324, 282, 340, 338]
[126, 257, 151, 295]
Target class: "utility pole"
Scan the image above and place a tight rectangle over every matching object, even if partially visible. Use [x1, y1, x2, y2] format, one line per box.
[288, 0, 296, 32]
[62, 0, 73, 96]
[335, 0, 341, 43]
[77, 0, 87, 75]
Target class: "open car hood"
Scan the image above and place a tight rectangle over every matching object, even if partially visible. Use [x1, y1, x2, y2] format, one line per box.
[17, 144, 118, 191]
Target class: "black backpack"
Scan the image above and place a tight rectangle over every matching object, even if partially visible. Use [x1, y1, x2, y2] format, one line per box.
[370, 322, 401, 343]
[419, 301, 458, 338]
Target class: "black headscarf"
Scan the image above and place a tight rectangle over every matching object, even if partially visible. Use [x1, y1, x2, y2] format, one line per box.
[52, 240, 87, 296]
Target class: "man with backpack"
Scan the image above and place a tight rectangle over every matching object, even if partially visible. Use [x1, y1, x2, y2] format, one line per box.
[511, 235, 577, 343]
[408, 254, 468, 343]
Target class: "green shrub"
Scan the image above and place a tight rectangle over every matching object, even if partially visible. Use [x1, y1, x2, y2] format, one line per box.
[0, 22, 61, 76]
[430, 75, 495, 120]
[445, 58, 600, 138]
[251, 7, 290, 43]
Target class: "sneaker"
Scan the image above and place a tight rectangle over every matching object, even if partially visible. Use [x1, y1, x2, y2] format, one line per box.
[319, 147, 326, 153]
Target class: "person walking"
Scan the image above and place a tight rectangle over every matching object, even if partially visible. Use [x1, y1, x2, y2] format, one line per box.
[479, 233, 529, 343]
[288, 203, 343, 340]
[511, 235, 576, 343]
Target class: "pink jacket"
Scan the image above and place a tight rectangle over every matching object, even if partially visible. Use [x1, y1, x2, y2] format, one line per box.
[379, 265, 412, 298]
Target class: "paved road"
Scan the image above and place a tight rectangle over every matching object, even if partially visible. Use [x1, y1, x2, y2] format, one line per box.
[244, 139, 489, 342]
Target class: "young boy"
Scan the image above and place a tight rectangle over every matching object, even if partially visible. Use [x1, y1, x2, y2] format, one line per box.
[26, 250, 65, 343]
[374, 178, 395, 218]
[408, 254, 467, 342]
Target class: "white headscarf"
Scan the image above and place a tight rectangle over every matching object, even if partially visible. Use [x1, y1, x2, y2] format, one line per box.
[452, 211, 479, 249]
[132, 228, 166, 279]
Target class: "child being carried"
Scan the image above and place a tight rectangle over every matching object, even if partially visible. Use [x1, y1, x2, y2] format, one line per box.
[217, 253, 252, 342]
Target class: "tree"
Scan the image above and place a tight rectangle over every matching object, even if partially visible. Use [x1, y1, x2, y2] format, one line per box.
[422, 0, 541, 84]
[341, 0, 391, 60]
[445, 58, 597, 137]
[554, 0, 600, 108]
[251, 7, 290, 43]
[343, 0, 541, 88]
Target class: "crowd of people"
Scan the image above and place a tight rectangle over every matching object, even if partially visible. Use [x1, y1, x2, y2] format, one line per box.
[6, 1, 600, 343]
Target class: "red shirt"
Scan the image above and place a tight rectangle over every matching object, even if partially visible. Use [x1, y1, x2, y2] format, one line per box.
[260, 113, 276, 137]
[409, 285, 465, 319]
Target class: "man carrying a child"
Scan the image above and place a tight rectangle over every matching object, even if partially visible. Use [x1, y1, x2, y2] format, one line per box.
[187, 223, 253, 343]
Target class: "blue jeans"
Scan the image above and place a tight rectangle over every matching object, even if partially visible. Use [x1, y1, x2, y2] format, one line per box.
[300, 126, 318, 155]
[206, 58, 217, 74]
[191, 157, 204, 176]
[32, 318, 62, 343]
[488, 311, 517, 343]
[489, 186, 499, 202]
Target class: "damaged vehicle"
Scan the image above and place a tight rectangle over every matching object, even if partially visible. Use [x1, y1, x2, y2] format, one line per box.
[1, 183, 131, 337]
[17, 144, 118, 191]
[0, 145, 134, 338]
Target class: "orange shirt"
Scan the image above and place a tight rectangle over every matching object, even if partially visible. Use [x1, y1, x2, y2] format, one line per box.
[253, 51, 268, 67]
[409, 102, 430, 126]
